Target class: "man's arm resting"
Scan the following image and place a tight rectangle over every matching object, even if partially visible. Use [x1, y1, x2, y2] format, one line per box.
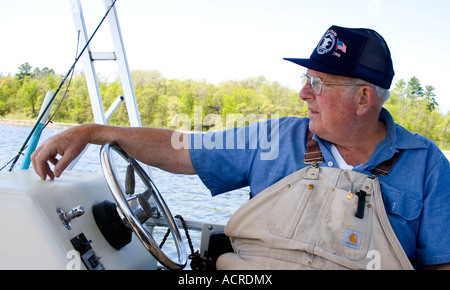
[31, 124, 195, 180]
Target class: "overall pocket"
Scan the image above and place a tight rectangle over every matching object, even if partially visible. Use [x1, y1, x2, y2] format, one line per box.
[267, 181, 316, 239]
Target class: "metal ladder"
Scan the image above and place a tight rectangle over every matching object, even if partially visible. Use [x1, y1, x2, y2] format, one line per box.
[68, 0, 143, 170]
[70, 0, 141, 127]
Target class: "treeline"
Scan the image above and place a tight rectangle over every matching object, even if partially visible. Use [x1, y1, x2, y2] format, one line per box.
[0, 63, 448, 149]
[0, 63, 304, 126]
[383, 77, 449, 149]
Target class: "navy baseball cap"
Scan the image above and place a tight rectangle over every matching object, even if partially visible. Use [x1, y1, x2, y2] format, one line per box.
[284, 25, 394, 89]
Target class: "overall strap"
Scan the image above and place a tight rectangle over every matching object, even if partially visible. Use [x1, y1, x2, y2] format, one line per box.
[371, 152, 400, 176]
[304, 131, 324, 166]
[304, 130, 400, 176]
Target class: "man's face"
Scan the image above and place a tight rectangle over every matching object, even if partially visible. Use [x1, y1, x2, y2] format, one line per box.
[299, 69, 359, 143]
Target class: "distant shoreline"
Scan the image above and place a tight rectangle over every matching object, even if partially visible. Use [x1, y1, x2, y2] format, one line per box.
[0, 118, 77, 130]
[1, 118, 449, 160]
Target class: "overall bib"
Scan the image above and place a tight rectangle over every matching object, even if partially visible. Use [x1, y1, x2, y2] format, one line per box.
[217, 133, 413, 270]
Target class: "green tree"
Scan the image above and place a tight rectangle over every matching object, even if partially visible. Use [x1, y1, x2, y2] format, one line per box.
[16, 78, 39, 115]
[424, 85, 438, 111]
[16, 62, 33, 83]
[384, 76, 448, 148]
[32, 67, 55, 80]
[0, 76, 20, 116]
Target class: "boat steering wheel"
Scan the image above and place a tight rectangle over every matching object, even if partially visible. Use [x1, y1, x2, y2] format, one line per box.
[99, 143, 187, 270]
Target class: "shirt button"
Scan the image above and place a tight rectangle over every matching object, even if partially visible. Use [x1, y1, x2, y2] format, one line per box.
[328, 161, 334, 167]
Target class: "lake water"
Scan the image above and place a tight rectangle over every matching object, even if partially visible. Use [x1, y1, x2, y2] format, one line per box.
[0, 124, 249, 268]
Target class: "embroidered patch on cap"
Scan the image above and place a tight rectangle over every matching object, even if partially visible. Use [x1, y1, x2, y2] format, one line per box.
[343, 228, 362, 250]
[316, 29, 336, 55]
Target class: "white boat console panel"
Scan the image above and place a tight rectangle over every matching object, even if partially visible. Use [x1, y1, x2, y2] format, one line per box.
[0, 170, 157, 270]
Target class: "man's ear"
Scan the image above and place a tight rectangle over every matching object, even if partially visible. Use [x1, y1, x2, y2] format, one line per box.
[355, 86, 375, 116]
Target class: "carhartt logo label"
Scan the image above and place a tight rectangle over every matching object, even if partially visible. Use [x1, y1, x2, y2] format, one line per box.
[343, 229, 362, 250]
[349, 233, 358, 243]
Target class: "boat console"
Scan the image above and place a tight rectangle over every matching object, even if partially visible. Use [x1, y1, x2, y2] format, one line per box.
[0, 169, 157, 270]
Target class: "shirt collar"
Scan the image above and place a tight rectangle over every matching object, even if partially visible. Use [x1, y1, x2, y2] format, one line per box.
[378, 107, 428, 151]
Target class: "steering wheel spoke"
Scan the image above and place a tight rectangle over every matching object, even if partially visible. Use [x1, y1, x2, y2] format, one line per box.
[125, 163, 135, 196]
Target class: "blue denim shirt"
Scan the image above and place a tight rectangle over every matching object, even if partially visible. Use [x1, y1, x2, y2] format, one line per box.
[189, 108, 450, 267]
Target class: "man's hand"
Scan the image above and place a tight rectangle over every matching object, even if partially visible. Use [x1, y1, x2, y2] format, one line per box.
[31, 125, 91, 180]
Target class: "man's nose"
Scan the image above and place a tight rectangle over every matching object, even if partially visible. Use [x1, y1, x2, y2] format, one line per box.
[299, 84, 314, 101]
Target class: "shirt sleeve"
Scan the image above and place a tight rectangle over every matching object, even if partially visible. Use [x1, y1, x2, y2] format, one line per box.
[416, 148, 450, 266]
[189, 123, 261, 196]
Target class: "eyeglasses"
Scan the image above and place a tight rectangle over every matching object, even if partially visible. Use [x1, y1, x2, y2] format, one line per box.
[301, 73, 365, 96]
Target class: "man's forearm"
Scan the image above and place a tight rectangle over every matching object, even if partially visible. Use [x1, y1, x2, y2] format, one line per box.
[86, 124, 196, 175]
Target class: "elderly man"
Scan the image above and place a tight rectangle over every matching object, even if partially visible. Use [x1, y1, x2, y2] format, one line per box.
[32, 26, 449, 270]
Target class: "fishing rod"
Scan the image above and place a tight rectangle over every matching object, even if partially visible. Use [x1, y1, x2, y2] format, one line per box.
[6, 0, 118, 172]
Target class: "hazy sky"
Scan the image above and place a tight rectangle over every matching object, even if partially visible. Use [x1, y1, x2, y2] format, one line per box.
[1, 0, 449, 113]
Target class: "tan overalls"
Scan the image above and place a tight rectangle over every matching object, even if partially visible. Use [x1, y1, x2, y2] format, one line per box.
[217, 133, 413, 270]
